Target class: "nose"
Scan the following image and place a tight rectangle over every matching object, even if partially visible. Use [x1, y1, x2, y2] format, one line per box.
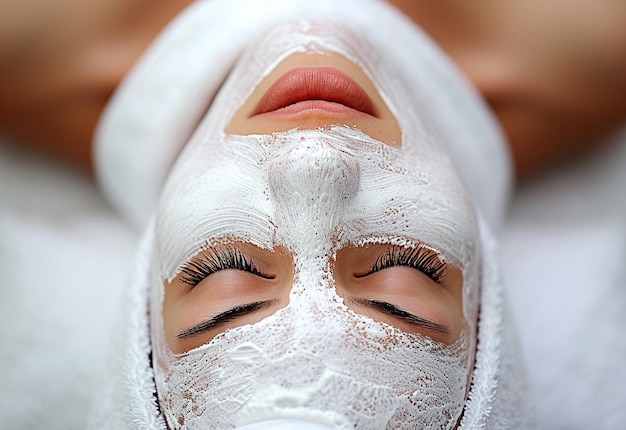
[268, 135, 359, 254]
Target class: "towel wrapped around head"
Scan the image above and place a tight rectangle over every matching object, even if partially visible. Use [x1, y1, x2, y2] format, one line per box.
[90, 0, 533, 428]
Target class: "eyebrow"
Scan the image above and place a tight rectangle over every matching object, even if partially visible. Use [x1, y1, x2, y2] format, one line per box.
[176, 299, 278, 339]
[350, 298, 450, 334]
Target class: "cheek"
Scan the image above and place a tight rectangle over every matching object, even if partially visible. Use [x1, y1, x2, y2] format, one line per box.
[162, 272, 289, 354]
[368, 267, 461, 318]
[338, 271, 463, 344]
[333, 246, 466, 345]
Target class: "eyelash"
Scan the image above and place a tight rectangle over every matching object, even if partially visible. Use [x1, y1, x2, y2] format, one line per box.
[179, 247, 269, 286]
[366, 246, 447, 282]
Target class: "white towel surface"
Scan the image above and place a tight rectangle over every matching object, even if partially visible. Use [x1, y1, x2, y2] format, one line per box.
[0, 142, 135, 429]
[501, 132, 626, 429]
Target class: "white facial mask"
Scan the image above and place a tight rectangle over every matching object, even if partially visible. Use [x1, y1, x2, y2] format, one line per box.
[151, 21, 479, 429]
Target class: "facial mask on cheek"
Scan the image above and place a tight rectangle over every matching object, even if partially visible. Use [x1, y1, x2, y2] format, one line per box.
[153, 128, 475, 430]
[155, 280, 470, 429]
[152, 20, 479, 430]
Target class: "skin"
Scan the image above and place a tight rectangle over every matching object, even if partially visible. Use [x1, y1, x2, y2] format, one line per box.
[163, 53, 465, 354]
[163, 243, 295, 354]
[1, 0, 625, 178]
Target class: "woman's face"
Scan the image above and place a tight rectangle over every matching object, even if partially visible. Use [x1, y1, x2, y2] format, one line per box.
[152, 20, 478, 429]
[163, 52, 465, 354]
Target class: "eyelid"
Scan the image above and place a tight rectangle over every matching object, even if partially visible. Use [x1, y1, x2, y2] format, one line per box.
[355, 246, 447, 282]
[177, 299, 278, 339]
[351, 298, 449, 334]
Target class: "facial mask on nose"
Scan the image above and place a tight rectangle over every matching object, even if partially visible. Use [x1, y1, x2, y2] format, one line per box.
[151, 20, 479, 430]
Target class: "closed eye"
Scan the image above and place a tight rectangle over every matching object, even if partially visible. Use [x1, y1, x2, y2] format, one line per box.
[176, 300, 278, 339]
[349, 298, 450, 334]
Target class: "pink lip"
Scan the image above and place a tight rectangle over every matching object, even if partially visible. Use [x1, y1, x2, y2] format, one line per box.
[252, 67, 378, 118]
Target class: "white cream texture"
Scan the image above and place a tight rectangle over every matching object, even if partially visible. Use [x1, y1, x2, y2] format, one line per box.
[152, 22, 479, 429]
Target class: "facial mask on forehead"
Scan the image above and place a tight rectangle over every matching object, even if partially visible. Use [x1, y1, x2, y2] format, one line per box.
[152, 20, 479, 430]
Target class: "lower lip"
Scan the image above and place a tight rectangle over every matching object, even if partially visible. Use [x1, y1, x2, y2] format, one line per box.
[252, 67, 377, 118]
[256, 100, 366, 117]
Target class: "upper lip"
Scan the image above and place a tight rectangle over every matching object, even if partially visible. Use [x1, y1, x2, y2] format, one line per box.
[251, 67, 378, 117]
